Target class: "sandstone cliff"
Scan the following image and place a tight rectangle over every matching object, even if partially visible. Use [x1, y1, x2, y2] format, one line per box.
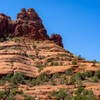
[0, 8, 63, 47]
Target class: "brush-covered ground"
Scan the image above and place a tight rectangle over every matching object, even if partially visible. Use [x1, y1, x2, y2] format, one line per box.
[0, 36, 100, 100]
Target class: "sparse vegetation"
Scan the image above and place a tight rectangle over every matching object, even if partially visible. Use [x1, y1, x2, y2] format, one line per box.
[48, 86, 97, 100]
[12, 38, 21, 42]
[0, 46, 6, 50]
[50, 62, 59, 66]
[32, 44, 36, 49]
[20, 52, 28, 57]
[70, 75, 76, 85]
[78, 55, 85, 60]
[65, 68, 74, 75]
[8, 33, 14, 40]
[0, 72, 26, 85]
[72, 59, 77, 65]
[0, 37, 5, 42]
[48, 88, 71, 100]
[52, 73, 60, 78]
[85, 71, 94, 77]
[28, 55, 35, 60]
[35, 62, 46, 72]
[47, 58, 55, 62]
[0, 88, 33, 100]
[92, 76, 98, 82]
[57, 54, 67, 57]
[50, 80, 56, 85]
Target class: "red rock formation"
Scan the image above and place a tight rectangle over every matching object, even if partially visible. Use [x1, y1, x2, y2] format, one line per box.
[0, 8, 63, 47]
[0, 14, 11, 36]
[50, 34, 63, 48]
[15, 8, 49, 40]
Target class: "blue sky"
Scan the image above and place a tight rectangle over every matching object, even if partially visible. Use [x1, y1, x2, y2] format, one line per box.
[0, 0, 100, 61]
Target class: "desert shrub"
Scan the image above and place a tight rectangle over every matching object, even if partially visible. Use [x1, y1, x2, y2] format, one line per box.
[64, 95, 73, 100]
[0, 46, 6, 50]
[35, 63, 46, 72]
[0, 90, 8, 99]
[48, 88, 72, 100]
[48, 90, 57, 98]
[48, 87, 97, 100]
[64, 78, 68, 85]
[92, 76, 98, 82]
[74, 86, 97, 100]
[95, 65, 100, 67]
[29, 79, 40, 86]
[66, 68, 74, 75]
[72, 59, 77, 65]
[22, 94, 33, 100]
[50, 62, 59, 66]
[8, 33, 13, 40]
[52, 73, 60, 78]
[56, 88, 66, 99]
[30, 73, 50, 86]
[85, 71, 94, 77]
[0, 37, 5, 42]
[76, 72, 86, 80]
[57, 54, 67, 57]
[59, 62, 63, 66]
[35, 62, 46, 72]
[0, 80, 5, 86]
[9, 83, 18, 89]
[0, 73, 13, 85]
[78, 55, 85, 60]
[10, 88, 18, 96]
[47, 58, 55, 62]
[37, 73, 46, 82]
[7, 96, 15, 100]
[32, 44, 36, 49]
[39, 56, 45, 60]
[92, 62, 96, 67]
[0, 88, 33, 100]
[95, 70, 100, 78]
[49, 86, 97, 100]
[70, 75, 76, 85]
[0, 72, 27, 85]
[28, 73, 51, 86]
[50, 80, 56, 85]
[12, 38, 20, 42]
[0, 89, 16, 100]
[20, 52, 28, 57]
[11, 72, 26, 84]
[60, 75, 66, 84]
[35, 62, 45, 68]
[60, 79, 65, 84]
[75, 86, 84, 95]
[28, 55, 35, 60]
[68, 54, 73, 58]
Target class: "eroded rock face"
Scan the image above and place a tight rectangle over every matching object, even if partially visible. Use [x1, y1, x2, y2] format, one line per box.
[0, 8, 49, 40]
[50, 34, 63, 48]
[0, 14, 11, 37]
[0, 8, 63, 47]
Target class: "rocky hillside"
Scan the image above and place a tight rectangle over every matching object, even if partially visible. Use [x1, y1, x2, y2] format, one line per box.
[0, 8, 100, 100]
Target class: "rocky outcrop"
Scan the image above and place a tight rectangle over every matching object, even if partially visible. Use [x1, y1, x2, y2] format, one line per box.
[0, 8, 49, 40]
[50, 34, 63, 47]
[15, 8, 49, 40]
[0, 8, 63, 47]
[0, 14, 14, 37]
